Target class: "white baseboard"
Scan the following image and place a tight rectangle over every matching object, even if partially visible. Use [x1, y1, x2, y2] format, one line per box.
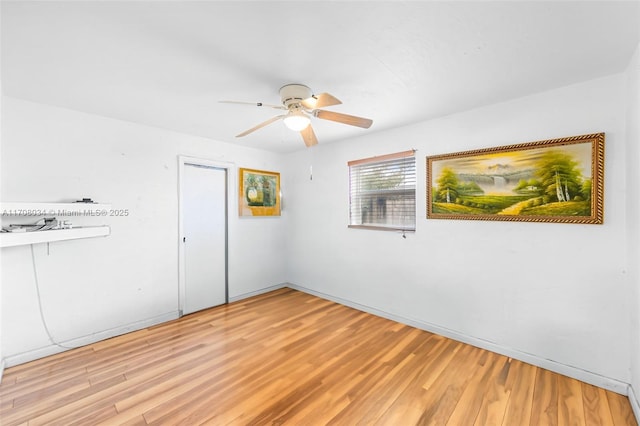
[0, 358, 5, 384]
[629, 385, 640, 423]
[4, 311, 180, 368]
[287, 283, 630, 396]
[229, 283, 287, 303]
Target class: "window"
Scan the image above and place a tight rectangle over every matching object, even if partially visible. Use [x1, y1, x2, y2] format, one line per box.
[348, 150, 416, 231]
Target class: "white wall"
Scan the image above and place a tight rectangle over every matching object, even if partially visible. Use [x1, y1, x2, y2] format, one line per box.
[0, 96, 288, 366]
[626, 43, 640, 410]
[285, 74, 630, 392]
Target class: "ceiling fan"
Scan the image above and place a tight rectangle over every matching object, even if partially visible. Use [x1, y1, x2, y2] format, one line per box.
[220, 84, 373, 147]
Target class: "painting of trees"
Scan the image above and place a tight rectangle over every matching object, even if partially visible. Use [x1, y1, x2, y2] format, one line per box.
[435, 167, 459, 202]
[534, 150, 583, 202]
[426, 133, 604, 224]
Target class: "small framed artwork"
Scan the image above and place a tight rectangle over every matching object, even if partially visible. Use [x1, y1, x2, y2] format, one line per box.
[426, 133, 604, 224]
[238, 168, 281, 217]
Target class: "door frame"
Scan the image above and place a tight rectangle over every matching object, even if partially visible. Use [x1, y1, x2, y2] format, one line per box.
[178, 155, 235, 317]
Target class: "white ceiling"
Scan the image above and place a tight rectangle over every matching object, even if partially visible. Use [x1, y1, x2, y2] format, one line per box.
[2, 1, 639, 153]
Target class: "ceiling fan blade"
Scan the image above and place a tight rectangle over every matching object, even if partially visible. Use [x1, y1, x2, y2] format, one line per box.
[300, 125, 318, 147]
[220, 100, 286, 110]
[300, 93, 342, 109]
[314, 110, 373, 129]
[236, 115, 286, 137]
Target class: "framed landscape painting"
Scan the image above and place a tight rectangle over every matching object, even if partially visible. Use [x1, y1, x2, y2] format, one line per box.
[238, 168, 281, 217]
[426, 133, 604, 224]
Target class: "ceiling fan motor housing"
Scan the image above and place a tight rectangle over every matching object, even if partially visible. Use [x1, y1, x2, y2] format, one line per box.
[280, 84, 312, 108]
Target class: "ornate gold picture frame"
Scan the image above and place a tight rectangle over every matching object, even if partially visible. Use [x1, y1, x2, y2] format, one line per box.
[426, 133, 604, 224]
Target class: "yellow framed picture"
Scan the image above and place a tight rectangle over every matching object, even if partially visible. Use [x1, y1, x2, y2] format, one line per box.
[238, 168, 281, 217]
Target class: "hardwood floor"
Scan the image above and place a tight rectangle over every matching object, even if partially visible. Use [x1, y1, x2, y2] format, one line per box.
[0, 288, 636, 425]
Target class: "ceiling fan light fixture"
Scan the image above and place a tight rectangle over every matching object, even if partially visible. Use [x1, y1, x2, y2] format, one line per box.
[283, 112, 310, 131]
[223, 84, 372, 146]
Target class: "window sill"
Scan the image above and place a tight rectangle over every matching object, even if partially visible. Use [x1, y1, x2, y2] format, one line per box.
[348, 225, 416, 232]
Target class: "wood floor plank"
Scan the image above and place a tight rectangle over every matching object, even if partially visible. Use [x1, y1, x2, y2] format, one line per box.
[502, 360, 537, 425]
[325, 334, 447, 425]
[66, 403, 119, 426]
[473, 357, 512, 426]
[118, 415, 149, 426]
[608, 390, 638, 426]
[375, 342, 482, 424]
[446, 351, 505, 425]
[0, 373, 126, 426]
[24, 344, 219, 425]
[582, 382, 615, 426]
[0, 348, 94, 400]
[530, 366, 559, 426]
[558, 376, 587, 426]
[0, 288, 636, 425]
[2, 347, 94, 381]
[235, 316, 403, 424]
[12, 373, 90, 408]
[366, 337, 460, 424]
[416, 345, 486, 424]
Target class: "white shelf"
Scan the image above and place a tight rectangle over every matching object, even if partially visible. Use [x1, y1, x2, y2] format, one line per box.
[0, 226, 111, 248]
[1, 202, 111, 216]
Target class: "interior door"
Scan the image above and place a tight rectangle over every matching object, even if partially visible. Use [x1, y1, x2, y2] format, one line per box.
[183, 163, 227, 314]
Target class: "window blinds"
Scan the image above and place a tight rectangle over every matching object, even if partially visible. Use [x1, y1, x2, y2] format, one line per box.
[348, 150, 416, 231]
